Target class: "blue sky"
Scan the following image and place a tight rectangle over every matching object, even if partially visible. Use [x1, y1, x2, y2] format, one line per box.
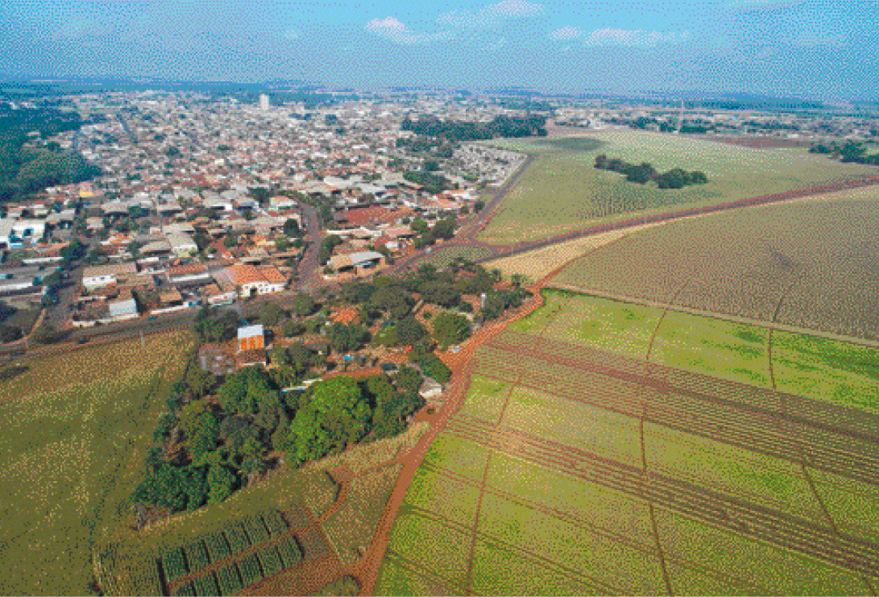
[1, 0, 875, 99]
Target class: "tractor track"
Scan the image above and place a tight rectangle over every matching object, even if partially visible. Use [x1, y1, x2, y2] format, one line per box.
[444, 416, 879, 578]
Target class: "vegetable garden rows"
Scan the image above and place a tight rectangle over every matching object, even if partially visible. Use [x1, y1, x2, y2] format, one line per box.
[443, 416, 879, 578]
[472, 338, 879, 487]
[93, 509, 306, 596]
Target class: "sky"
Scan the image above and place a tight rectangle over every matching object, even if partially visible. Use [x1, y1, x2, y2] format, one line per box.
[0, 0, 876, 100]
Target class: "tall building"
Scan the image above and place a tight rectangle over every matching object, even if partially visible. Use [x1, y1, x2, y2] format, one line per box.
[259, 93, 270, 111]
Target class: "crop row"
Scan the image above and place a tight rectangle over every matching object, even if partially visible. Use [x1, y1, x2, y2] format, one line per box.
[481, 333, 879, 485]
[170, 540, 303, 596]
[446, 417, 879, 577]
[159, 510, 289, 586]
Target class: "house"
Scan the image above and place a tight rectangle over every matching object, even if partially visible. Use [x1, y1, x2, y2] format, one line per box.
[166, 233, 198, 257]
[237, 324, 267, 368]
[419, 378, 444, 402]
[0, 218, 46, 247]
[82, 262, 138, 291]
[238, 324, 265, 352]
[108, 293, 138, 321]
[202, 282, 237, 306]
[226, 264, 287, 298]
[167, 263, 211, 287]
[327, 251, 385, 279]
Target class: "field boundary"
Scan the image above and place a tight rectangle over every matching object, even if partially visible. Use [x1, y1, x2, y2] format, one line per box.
[545, 285, 879, 349]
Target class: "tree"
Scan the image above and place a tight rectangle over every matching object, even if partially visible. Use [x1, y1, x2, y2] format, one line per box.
[281, 318, 306, 337]
[290, 293, 316, 317]
[217, 367, 280, 416]
[326, 322, 370, 353]
[207, 463, 237, 504]
[283, 217, 301, 237]
[260, 302, 285, 327]
[413, 353, 452, 383]
[431, 216, 456, 241]
[432, 312, 471, 347]
[394, 365, 424, 394]
[396, 316, 427, 346]
[285, 376, 371, 466]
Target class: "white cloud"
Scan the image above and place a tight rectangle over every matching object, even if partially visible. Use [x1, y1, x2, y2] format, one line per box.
[284, 28, 301, 41]
[438, 0, 544, 30]
[549, 26, 583, 41]
[365, 17, 420, 45]
[583, 28, 690, 48]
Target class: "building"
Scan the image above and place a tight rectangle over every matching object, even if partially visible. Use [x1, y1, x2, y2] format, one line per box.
[327, 251, 385, 279]
[168, 263, 211, 287]
[82, 262, 138, 291]
[237, 324, 267, 368]
[237, 324, 265, 352]
[166, 233, 198, 257]
[0, 218, 46, 248]
[259, 94, 270, 111]
[226, 264, 287, 298]
[108, 295, 138, 321]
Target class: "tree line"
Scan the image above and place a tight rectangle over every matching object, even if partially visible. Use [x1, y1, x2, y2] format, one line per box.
[401, 115, 547, 142]
[593, 154, 709, 189]
[0, 107, 101, 202]
[810, 140, 879, 166]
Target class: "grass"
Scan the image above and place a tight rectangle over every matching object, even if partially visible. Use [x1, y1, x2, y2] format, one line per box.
[649, 310, 771, 386]
[479, 130, 878, 244]
[416, 245, 495, 269]
[323, 464, 402, 567]
[375, 555, 455, 596]
[545, 291, 664, 360]
[0, 330, 192, 596]
[772, 331, 879, 412]
[513, 290, 663, 359]
[655, 508, 872, 595]
[502, 386, 643, 468]
[643, 423, 827, 523]
[458, 375, 510, 424]
[470, 538, 602, 596]
[663, 559, 768, 596]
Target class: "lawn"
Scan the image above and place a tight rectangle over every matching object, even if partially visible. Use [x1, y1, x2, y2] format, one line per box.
[772, 331, 879, 412]
[0, 330, 192, 596]
[649, 310, 771, 387]
[479, 130, 877, 244]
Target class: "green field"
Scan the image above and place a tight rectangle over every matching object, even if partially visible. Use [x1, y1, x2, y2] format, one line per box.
[650, 310, 771, 386]
[377, 284, 879, 595]
[0, 331, 192, 595]
[479, 130, 877, 244]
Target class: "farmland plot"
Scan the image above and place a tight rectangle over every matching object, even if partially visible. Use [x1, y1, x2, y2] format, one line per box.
[0, 331, 192, 596]
[552, 188, 879, 340]
[479, 130, 877, 244]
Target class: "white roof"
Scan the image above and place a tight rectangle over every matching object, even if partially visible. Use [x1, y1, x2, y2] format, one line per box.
[238, 324, 264, 339]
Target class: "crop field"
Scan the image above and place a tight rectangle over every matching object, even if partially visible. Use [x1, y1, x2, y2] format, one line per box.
[415, 245, 495, 269]
[552, 186, 879, 340]
[478, 130, 878, 244]
[0, 330, 193, 595]
[376, 287, 879, 595]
